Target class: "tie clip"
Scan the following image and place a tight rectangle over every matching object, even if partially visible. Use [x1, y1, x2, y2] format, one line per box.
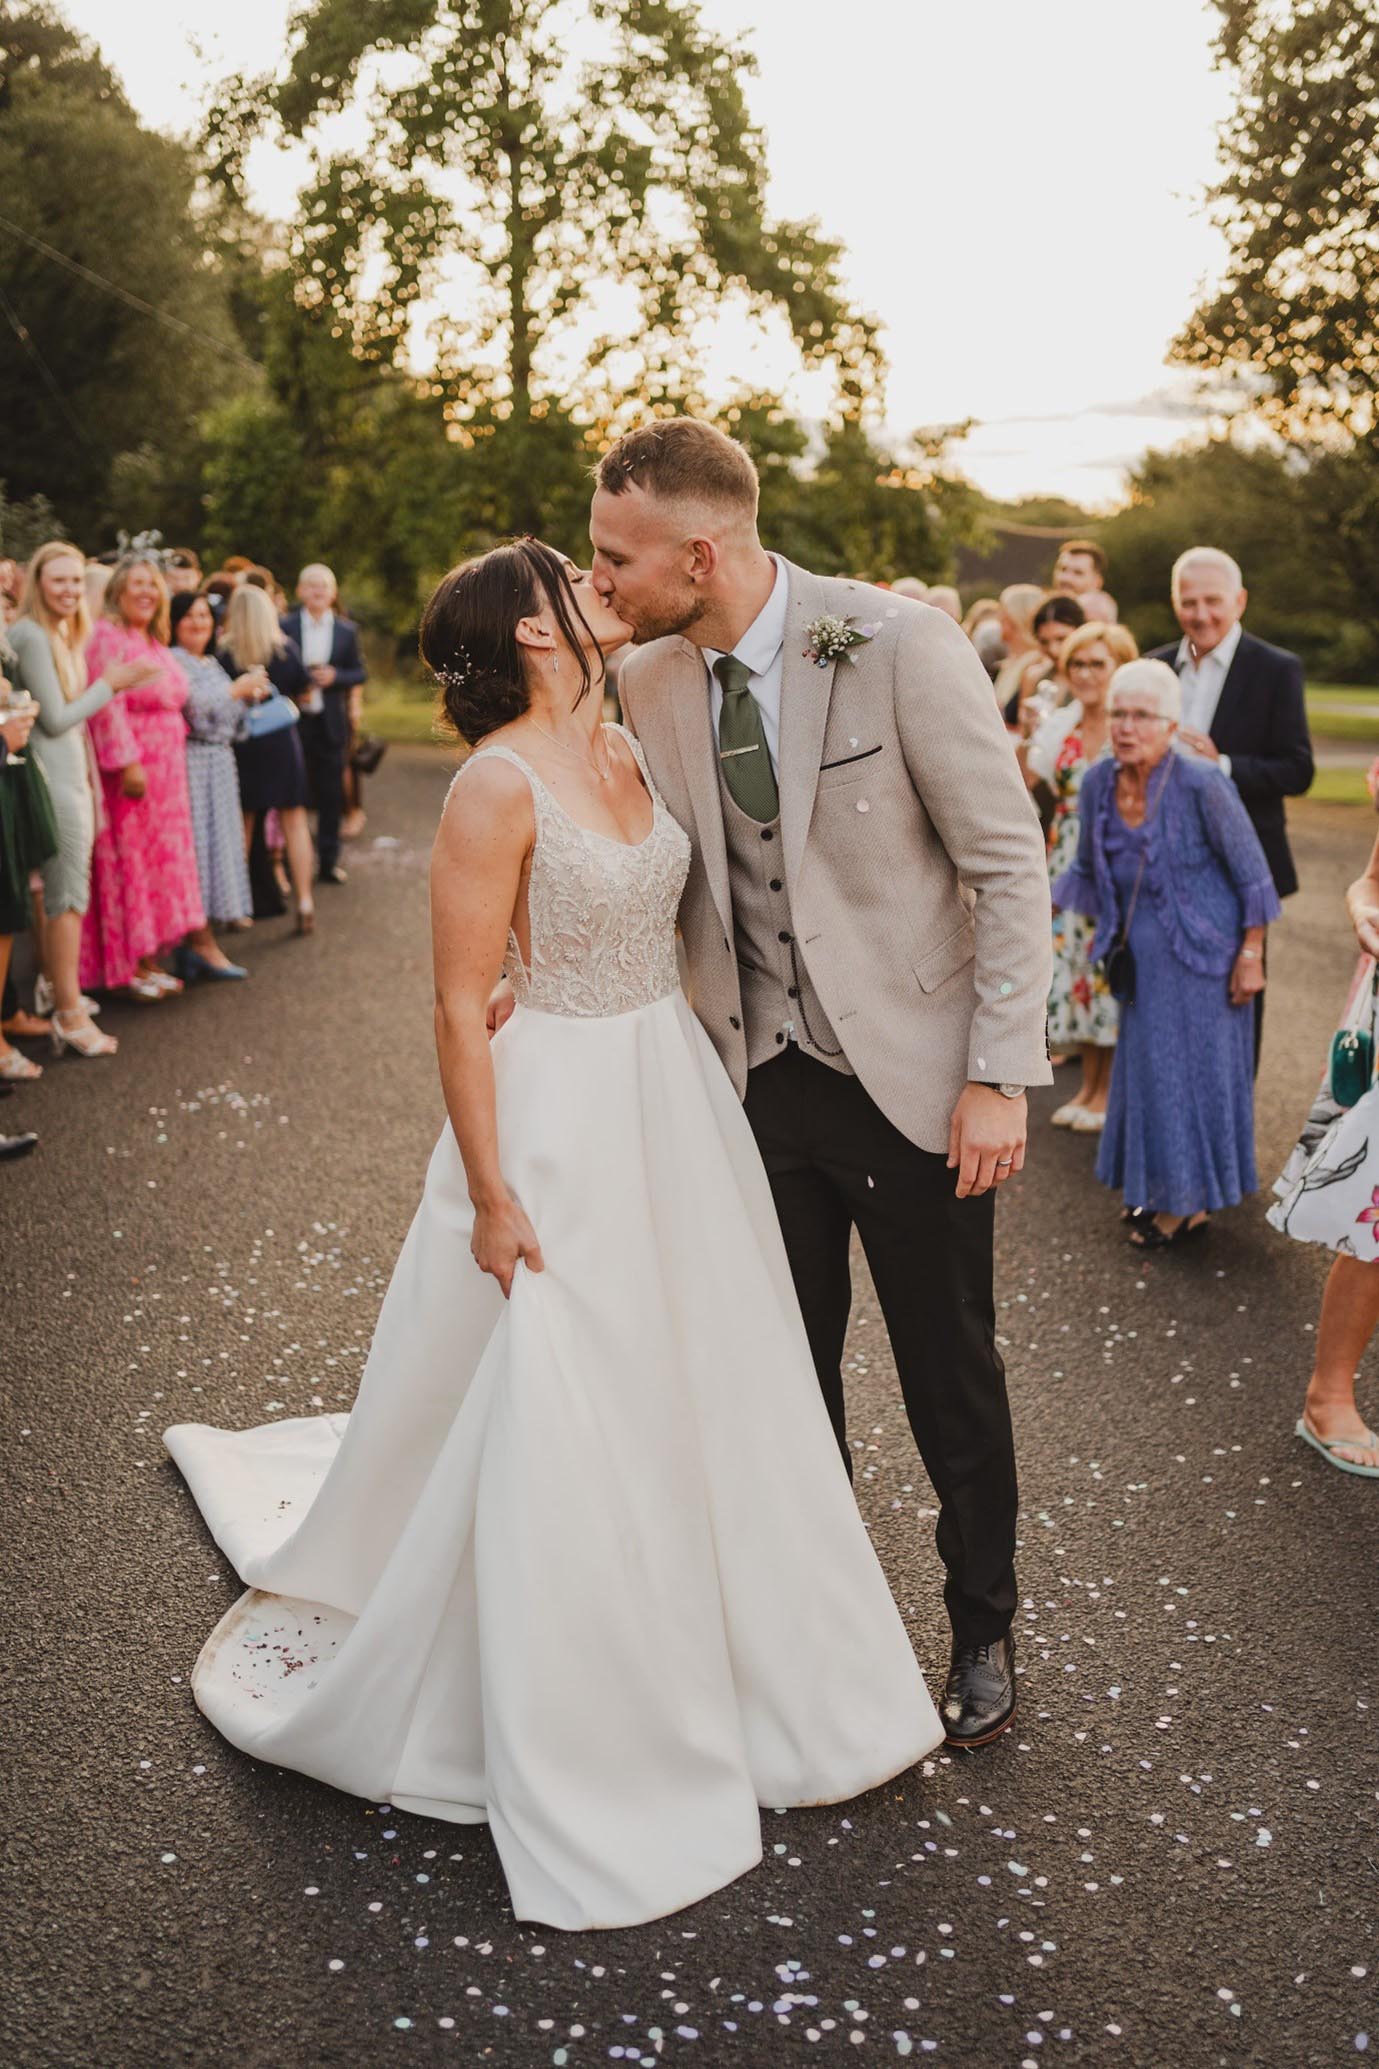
[719, 745, 760, 759]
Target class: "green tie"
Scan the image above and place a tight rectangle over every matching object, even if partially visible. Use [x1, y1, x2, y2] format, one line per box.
[714, 654, 779, 823]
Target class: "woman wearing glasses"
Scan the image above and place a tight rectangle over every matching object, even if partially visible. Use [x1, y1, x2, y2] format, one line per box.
[1027, 622, 1139, 1133]
[1053, 659, 1280, 1250]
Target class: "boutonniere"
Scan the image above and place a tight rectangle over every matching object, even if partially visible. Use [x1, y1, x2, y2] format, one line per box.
[802, 614, 880, 670]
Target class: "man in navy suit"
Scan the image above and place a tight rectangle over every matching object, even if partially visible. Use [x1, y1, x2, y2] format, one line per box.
[282, 564, 368, 884]
[1148, 546, 1314, 1060]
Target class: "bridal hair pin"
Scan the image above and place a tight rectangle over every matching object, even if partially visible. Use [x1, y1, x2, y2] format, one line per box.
[434, 645, 475, 691]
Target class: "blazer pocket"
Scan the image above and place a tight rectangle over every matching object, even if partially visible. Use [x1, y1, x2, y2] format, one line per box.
[913, 923, 976, 993]
[819, 743, 883, 773]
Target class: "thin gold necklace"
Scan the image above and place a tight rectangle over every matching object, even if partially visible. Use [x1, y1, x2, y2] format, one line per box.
[525, 716, 614, 782]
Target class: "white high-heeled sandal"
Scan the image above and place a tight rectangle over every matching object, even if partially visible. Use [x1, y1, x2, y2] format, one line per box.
[0, 1046, 42, 1081]
[51, 1010, 118, 1059]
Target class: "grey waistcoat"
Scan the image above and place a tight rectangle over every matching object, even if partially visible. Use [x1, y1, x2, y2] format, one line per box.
[716, 759, 853, 1076]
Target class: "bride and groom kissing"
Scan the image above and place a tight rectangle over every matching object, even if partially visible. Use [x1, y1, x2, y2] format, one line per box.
[164, 418, 1053, 1931]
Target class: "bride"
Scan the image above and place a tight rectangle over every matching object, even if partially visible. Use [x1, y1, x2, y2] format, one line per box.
[165, 538, 943, 1932]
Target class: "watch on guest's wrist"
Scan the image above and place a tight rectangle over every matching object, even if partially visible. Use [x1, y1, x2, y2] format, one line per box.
[980, 1082, 1025, 1100]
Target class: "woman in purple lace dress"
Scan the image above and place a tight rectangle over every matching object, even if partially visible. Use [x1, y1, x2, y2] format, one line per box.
[1054, 660, 1281, 1250]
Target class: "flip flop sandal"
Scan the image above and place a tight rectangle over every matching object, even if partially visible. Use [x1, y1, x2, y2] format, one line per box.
[1295, 1418, 1379, 1478]
[1129, 1216, 1208, 1251]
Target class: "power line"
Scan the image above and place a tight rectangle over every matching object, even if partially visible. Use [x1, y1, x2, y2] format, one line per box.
[0, 211, 264, 374]
[0, 283, 93, 450]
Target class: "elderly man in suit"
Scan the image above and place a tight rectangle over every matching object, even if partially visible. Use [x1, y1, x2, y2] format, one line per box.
[1147, 546, 1314, 1059]
[591, 418, 1052, 1750]
[282, 564, 368, 885]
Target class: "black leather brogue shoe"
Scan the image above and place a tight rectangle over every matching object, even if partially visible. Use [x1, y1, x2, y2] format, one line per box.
[942, 1633, 1017, 1749]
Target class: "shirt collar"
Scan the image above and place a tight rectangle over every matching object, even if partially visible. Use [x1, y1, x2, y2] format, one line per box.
[705, 555, 788, 678]
[1177, 619, 1242, 675]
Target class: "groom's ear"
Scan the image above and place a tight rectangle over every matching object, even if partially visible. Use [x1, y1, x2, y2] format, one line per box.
[685, 535, 719, 586]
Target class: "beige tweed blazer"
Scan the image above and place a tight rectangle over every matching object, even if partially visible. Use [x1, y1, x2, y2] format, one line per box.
[618, 560, 1054, 1155]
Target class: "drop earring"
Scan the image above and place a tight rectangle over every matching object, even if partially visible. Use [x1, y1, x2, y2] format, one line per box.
[552, 651, 560, 673]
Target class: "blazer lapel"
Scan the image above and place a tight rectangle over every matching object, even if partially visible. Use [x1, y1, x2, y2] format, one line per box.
[669, 638, 733, 935]
[1209, 630, 1253, 746]
[777, 561, 834, 897]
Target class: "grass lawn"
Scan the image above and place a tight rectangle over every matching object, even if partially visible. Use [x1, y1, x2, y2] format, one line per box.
[1307, 767, 1372, 806]
[1307, 683, 1379, 742]
[362, 678, 446, 746]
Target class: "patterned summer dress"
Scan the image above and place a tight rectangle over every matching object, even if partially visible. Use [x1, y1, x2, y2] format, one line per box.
[1047, 729, 1118, 1049]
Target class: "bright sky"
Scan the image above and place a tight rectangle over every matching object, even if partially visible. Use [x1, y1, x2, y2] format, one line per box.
[62, 0, 1235, 509]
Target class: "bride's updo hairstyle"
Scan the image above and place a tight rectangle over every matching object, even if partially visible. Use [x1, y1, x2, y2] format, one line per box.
[421, 538, 601, 746]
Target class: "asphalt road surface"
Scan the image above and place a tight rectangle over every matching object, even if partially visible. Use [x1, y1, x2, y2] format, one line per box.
[7, 752, 1377, 2069]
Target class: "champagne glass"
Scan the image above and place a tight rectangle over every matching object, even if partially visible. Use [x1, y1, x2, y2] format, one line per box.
[0, 680, 32, 766]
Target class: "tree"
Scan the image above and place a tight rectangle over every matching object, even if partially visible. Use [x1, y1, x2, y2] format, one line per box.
[209, 0, 883, 532]
[1177, 0, 1378, 447]
[1173, 0, 1379, 670]
[1097, 438, 1372, 676]
[0, 5, 252, 540]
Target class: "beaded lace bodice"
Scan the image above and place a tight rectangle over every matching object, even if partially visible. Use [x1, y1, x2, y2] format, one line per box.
[454, 726, 690, 1019]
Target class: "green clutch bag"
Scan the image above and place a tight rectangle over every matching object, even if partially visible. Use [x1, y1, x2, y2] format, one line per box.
[1331, 962, 1378, 1108]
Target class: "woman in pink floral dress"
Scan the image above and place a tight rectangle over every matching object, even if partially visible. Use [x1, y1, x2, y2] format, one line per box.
[82, 558, 205, 999]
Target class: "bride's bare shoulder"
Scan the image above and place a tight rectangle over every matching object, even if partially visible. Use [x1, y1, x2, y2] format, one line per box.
[437, 748, 535, 852]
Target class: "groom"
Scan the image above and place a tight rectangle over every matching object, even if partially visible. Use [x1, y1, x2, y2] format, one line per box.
[593, 420, 1052, 1748]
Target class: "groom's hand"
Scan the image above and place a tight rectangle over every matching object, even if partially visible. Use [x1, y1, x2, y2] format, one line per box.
[947, 1084, 1026, 1199]
[486, 978, 516, 1038]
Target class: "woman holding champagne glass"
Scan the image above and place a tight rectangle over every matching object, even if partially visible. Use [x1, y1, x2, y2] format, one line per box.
[8, 543, 156, 1059]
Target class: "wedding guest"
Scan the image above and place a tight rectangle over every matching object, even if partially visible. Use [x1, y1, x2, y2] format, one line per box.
[1054, 659, 1280, 1249]
[83, 557, 206, 1002]
[962, 597, 1005, 680]
[0, 638, 58, 1081]
[993, 583, 1045, 725]
[281, 563, 368, 886]
[9, 543, 151, 1057]
[1268, 838, 1379, 1475]
[889, 577, 929, 601]
[0, 689, 39, 1152]
[168, 591, 256, 979]
[165, 550, 202, 597]
[220, 584, 316, 934]
[1080, 591, 1118, 626]
[1011, 594, 1085, 736]
[1027, 623, 1139, 1133]
[1147, 546, 1313, 1064]
[1053, 537, 1115, 614]
[83, 562, 111, 622]
[925, 585, 962, 622]
[1147, 547, 1313, 898]
[0, 560, 20, 627]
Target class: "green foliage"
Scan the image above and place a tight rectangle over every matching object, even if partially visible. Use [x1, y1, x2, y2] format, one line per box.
[0, 4, 252, 540]
[0, 482, 64, 562]
[1097, 438, 1376, 677]
[1178, 0, 1378, 446]
[209, 0, 883, 529]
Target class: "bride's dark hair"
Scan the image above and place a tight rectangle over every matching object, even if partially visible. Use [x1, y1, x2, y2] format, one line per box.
[421, 539, 602, 746]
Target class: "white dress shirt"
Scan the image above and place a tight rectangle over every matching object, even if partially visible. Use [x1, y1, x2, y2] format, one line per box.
[295, 607, 334, 715]
[1175, 620, 1241, 778]
[703, 555, 789, 776]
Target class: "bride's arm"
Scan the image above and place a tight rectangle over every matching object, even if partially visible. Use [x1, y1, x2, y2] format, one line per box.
[431, 762, 544, 1297]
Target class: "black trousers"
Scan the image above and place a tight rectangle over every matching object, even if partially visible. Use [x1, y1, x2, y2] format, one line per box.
[744, 1046, 1019, 1647]
[297, 711, 346, 874]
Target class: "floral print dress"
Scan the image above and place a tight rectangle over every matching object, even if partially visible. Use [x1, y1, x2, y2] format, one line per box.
[80, 620, 205, 988]
[1047, 729, 1119, 1049]
[1270, 957, 1379, 1257]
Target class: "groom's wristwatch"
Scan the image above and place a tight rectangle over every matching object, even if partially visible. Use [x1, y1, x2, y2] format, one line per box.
[981, 1082, 1026, 1100]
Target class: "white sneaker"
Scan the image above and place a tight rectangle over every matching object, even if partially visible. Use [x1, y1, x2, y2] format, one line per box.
[1051, 1102, 1084, 1128]
[1070, 1107, 1106, 1133]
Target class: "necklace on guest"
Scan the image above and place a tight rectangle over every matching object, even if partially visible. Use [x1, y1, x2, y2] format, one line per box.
[526, 716, 614, 782]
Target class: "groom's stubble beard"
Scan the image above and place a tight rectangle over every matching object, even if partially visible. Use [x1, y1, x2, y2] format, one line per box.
[627, 585, 709, 646]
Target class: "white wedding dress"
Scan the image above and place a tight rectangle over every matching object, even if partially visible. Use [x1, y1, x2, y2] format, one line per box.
[165, 728, 942, 1931]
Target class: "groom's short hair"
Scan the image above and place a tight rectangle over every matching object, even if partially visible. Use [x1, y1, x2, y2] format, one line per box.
[596, 418, 759, 518]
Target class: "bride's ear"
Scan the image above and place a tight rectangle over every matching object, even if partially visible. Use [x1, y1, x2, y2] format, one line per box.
[514, 613, 556, 656]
